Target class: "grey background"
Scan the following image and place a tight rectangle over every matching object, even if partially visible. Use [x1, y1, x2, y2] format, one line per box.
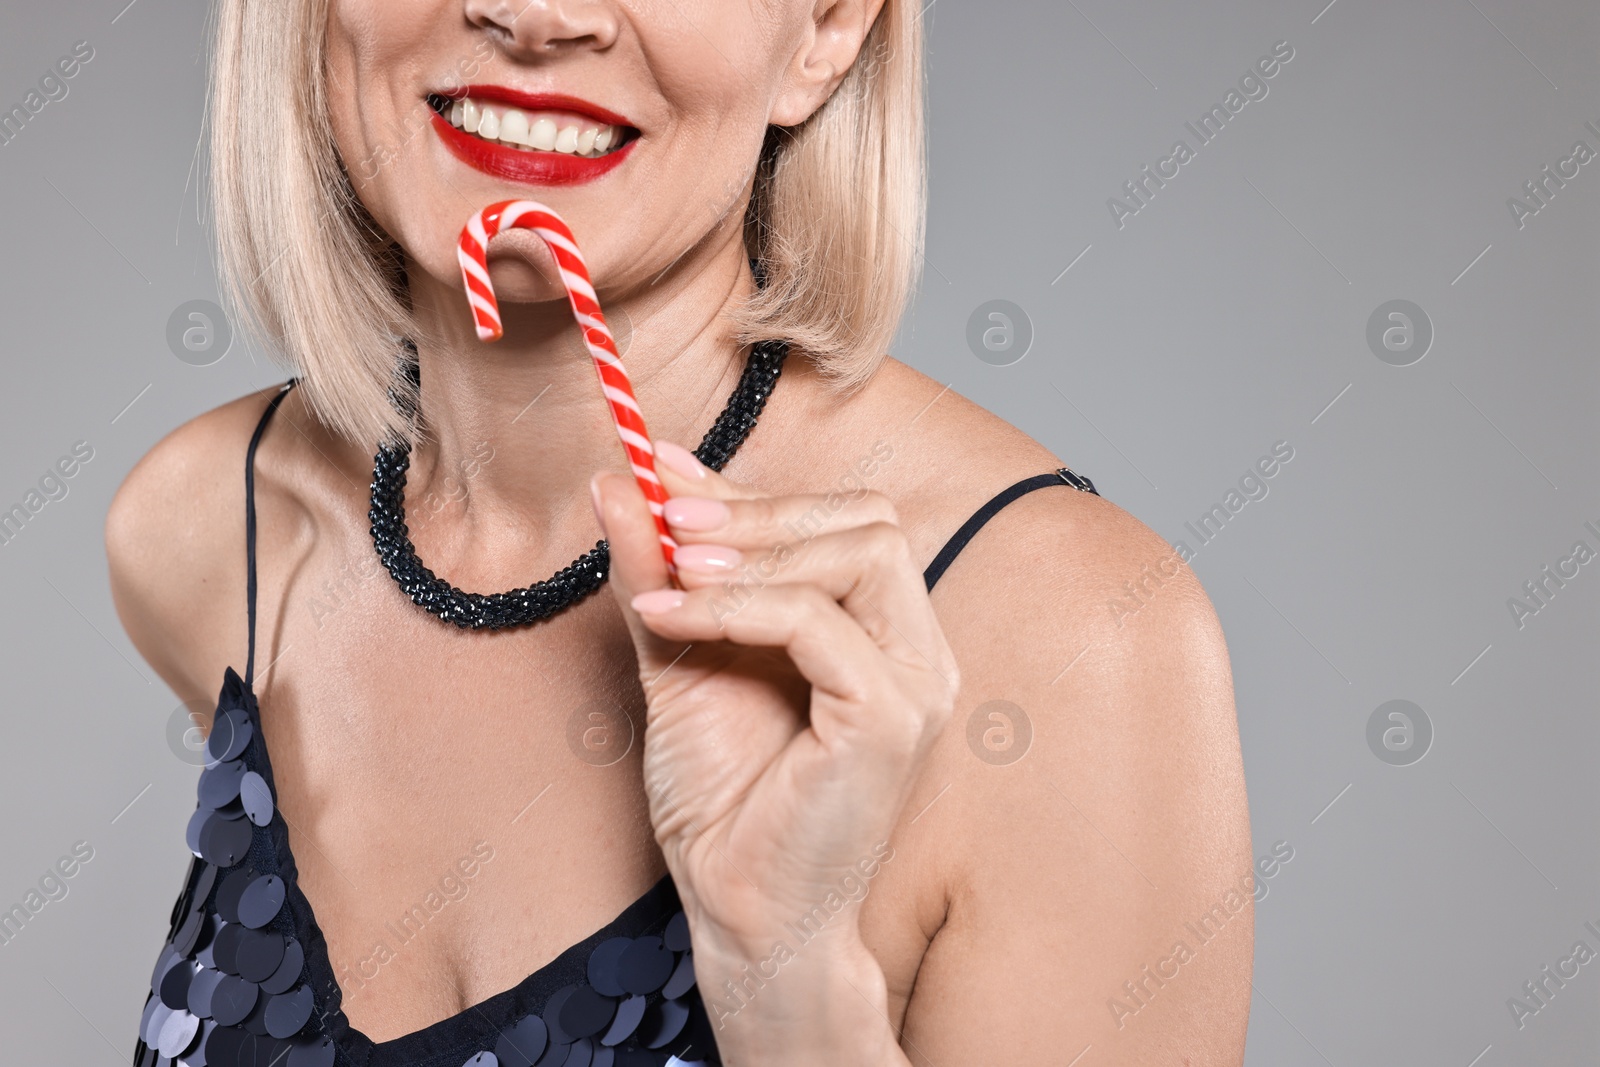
[1, 0, 1595, 1063]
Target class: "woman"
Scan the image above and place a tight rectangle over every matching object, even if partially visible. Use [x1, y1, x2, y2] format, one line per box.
[109, 0, 1253, 1064]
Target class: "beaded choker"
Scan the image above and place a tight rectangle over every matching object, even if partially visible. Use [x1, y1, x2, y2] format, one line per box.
[368, 338, 787, 629]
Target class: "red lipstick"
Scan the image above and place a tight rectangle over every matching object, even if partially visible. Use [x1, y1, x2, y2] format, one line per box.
[431, 87, 638, 186]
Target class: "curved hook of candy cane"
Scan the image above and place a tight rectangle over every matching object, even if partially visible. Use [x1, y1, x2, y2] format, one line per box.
[456, 199, 680, 582]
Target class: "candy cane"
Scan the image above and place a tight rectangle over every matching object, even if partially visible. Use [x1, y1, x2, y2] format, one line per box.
[456, 199, 679, 581]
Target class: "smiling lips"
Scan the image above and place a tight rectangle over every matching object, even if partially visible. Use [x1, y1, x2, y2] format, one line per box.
[427, 87, 639, 185]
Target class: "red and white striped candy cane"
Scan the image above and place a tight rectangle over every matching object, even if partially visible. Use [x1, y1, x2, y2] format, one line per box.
[456, 199, 679, 581]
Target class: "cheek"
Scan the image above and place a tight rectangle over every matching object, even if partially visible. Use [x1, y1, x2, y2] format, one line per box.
[324, 0, 445, 187]
[324, 0, 472, 278]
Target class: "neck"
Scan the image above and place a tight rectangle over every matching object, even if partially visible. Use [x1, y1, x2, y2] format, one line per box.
[396, 228, 758, 589]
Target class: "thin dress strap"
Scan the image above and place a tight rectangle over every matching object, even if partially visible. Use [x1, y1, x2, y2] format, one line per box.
[922, 466, 1099, 593]
[244, 380, 297, 688]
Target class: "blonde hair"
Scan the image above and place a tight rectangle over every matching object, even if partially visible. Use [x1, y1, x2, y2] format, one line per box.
[206, 0, 925, 447]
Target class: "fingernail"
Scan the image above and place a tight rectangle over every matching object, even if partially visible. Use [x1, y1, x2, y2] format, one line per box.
[655, 440, 707, 481]
[664, 496, 730, 531]
[674, 543, 743, 574]
[590, 474, 605, 528]
[631, 589, 687, 614]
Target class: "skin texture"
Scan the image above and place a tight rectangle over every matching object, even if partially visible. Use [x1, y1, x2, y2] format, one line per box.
[107, 0, 1253, 1062]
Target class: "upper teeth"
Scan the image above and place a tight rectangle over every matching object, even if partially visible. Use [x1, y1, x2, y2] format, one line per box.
[446, 97, 622, 158]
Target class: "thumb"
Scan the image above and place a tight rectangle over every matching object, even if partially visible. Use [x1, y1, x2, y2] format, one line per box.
[591, 470, 683, 669]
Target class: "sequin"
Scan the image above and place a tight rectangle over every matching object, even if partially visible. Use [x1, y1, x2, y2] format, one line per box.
[156, 1008, 201, 1058]
[264, 984, 314, 1039]
[637, 999, 689, 1050]
[260, 936, 304, 996]
[236, 875, 285, 929]
[186, 1019, 216, 1066]
[586, 938, 631, 997]
[143, 999, 172, 1046]
[139, 993, 162, 1041]
[599, 996, 647, 1047]
[212, 796, 249, 821]
[241, 986, 274, 1036]
[533, 1042, 570, 1067]
[494, 1013, 548, 1067]
[215, 868, 254, 924]
[201, 1021, 246, 1064]
[287, 1034, 336, 1067]
[559, 985, 617, 1040]
[207, 710, 253, 763]
[197, 813, 252, 868]
[542, 986, 578, 1044]
[196, 915, 223, 969]
[616, 938, 674, 995]
[187, 967, 225, 1020]
[239, 771, 274, 827]
[660, 954, 695, 1001]
[563, 1037, 594, 1067]
[158, 958, 196, 1010]
[151, 945, 181, 993]
[197, 759, 247, 809]
[184, 808, 208, 858]
[235, 929, 286, 982]
[210, 923, 245, 976]
[662, 913, 690, 953]
[172, 911, 204, 958]
[208, 975, 258, 1027]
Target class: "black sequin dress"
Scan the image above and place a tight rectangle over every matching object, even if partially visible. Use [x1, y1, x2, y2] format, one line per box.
[131, 380, 1099, 1067]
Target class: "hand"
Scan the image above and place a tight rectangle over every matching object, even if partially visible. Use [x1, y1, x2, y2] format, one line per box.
[589, 440, 958, 1021]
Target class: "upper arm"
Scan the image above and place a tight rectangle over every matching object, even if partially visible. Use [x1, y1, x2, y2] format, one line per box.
[105, 392, 271, 705]
[900, 492, 1252, 1064]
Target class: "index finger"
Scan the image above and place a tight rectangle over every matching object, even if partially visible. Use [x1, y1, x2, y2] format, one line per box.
[651, 438, 766, 501]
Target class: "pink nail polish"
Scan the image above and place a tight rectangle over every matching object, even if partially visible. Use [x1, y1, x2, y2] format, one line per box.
[674, 543, 742, 573]
[632, 589, 686, 614]
[664, 496, 730, 531]
[655, 440, 707, 481]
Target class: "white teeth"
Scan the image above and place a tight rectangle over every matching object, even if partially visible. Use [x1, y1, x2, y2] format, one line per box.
[443, 96, 625, 157]
[528, 117, 556, 151]
[477, 106, 500, 141]
[498, 108, 529, 146]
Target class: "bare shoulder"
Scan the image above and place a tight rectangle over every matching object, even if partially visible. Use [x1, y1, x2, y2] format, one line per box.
[105, 385, 305, 703]
[851, 358, 1252, 1059]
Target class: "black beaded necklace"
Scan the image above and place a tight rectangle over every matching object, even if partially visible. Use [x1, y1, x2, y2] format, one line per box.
[368, 336, 788, 630]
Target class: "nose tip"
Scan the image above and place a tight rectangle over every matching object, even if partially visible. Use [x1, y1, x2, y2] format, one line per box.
[462, 0, 621, 57]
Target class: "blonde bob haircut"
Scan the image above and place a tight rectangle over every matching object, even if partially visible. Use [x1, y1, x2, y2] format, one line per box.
[207, 0, 927, 448]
